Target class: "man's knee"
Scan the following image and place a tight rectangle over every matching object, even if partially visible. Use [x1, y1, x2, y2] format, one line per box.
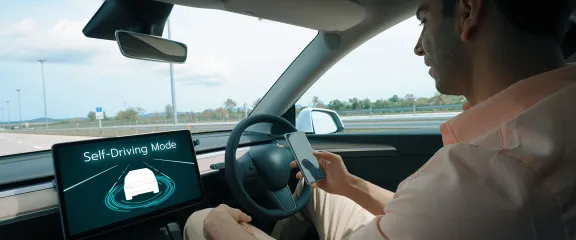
[183, 208, 213, 240]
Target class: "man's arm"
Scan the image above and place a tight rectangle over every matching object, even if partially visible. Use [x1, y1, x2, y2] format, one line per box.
[343, 174, 394, 216]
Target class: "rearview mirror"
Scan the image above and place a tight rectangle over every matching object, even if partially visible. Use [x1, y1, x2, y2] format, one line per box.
[115, 30, 187, 63]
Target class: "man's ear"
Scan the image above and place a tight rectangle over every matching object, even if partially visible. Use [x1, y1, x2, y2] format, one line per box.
[458, 0, 483, 41]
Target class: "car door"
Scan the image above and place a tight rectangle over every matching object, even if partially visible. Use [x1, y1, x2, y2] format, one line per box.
[290, 18, 465, 191]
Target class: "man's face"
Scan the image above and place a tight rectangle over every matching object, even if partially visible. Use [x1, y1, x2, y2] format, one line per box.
[414, 0, 466, 95]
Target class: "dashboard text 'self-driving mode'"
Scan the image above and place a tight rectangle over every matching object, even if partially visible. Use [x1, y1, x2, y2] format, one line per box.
[83, 141, 178, 162]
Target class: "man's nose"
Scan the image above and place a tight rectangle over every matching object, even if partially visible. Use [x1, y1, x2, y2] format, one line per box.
[414, 36, 425, 56]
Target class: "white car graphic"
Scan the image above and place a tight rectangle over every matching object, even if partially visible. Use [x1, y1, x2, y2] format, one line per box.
[124, 168, 159, 200]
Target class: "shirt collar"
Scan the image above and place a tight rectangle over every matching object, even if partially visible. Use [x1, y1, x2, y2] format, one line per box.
[440, 64, 576, 146]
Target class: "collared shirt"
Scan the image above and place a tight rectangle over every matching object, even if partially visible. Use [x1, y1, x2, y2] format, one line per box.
[350, 64, 576, 239]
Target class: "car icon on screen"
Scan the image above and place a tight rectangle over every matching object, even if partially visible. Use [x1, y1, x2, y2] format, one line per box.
[124, 168, 159, 200]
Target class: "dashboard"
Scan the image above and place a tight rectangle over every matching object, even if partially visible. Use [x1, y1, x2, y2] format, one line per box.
[0, 131, 272, 230]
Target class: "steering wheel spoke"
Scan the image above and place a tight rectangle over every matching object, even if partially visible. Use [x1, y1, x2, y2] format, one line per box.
[266, 186, 297, 212]
[237, 153, 258, 180]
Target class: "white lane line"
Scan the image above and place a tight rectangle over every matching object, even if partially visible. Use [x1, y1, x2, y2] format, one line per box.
[118, 164, 131, 181]
[151, 158, 195, 165]
[109, 164, 131, 193]
[142, 161, 170, 178]
[108, 182, 118, 193]
[64, 165, 118, 192]
[17, 141, 22, 144]
[33, 146, 43, 150]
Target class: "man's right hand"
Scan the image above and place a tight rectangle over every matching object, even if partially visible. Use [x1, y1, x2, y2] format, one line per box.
[291, 151, 354, 196]
[291, 151, 395, 215]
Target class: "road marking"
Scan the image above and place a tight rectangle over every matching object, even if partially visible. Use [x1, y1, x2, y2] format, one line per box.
[17, 141, 22, 144]
[33, 146, 43, 150]
[142, 161, 170, 178]
[152, 158, 195, 165]
[118, 164, 131, 181]
[108, 182, 117, 193]
[64, 165, 118, 192]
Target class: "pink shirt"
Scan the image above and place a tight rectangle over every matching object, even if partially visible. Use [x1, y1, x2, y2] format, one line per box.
[350, 64, 576, 239]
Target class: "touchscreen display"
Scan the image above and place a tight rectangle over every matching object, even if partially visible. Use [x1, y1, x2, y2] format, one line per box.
[52, 130, 203, 238]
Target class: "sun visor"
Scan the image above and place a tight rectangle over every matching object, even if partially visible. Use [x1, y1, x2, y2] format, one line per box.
[83, 0, 174, 41]
[223, 0, 366, 31]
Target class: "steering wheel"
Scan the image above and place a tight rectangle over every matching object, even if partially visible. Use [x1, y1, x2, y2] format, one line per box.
[225, 114, 312, 220]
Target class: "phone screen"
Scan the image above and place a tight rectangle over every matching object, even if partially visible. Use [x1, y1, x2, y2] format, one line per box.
[286, 132, 326, 184]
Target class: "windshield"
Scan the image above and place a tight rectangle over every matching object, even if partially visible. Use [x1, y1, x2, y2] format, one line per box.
[0, 1, 316, 156]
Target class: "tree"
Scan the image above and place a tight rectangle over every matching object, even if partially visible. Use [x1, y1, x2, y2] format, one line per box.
[327, 99, 345, 110]
[388, 95, 400, 103]
[223, 99, 237, 113]
[373, 99, 392, 109]
[103, 111, 109, 120]
[348, 98, 361, 110]
[405, 94, 416, 106]
[361, 98, 372, 109]
[311, 96, 325, 108]
[165, 104, 173, 119]
[252, 97, 262, 108]
[87, 111, 96, 121]
[134, 107, 145, 120]
[215, 107, 228, 119]
[115, 111, 125, 120]
[429, 92, 446, 105]
[123, 107, 138, 120]
[202, 109, 214, 118]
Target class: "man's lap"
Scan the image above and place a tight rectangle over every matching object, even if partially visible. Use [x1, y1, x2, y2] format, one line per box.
[184, 182, 374, 240]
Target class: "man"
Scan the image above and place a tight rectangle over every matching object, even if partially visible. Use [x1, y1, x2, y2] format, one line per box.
[185, 0, 576, 239]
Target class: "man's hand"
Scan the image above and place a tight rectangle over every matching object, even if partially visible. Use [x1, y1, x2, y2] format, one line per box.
[291, 151, 354, 196]
[203, 204, 256, 240]
[292, 151, 394, 215]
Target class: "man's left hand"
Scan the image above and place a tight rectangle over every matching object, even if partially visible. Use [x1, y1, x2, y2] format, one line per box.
[203, 204, 255, 239]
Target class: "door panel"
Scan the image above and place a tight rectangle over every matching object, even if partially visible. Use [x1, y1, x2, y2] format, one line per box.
[307, 130, 443, 191]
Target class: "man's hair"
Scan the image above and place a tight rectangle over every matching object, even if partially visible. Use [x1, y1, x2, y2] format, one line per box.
[441, 0, 576, 41]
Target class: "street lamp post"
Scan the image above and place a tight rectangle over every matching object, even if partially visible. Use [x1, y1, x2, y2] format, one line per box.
[16, 89, 22, 122]
[38, 59, 48, 129]
[167, 18, 178, 125]
[6, 101, 10, 123]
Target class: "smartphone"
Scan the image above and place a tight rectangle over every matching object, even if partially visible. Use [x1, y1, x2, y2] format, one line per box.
[285, 132, 326, 184]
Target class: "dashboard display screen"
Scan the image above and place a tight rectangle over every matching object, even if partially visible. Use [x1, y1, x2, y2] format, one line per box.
[52, 130, 203, 239]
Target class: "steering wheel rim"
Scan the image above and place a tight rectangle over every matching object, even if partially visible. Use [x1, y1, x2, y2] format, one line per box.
[225, 113, 312, 220]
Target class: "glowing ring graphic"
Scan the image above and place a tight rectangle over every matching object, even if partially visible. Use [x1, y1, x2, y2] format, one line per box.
[104, 176, 175, 212]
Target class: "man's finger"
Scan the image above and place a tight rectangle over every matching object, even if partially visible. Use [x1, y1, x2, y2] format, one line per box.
[227, 207, 252, 223]
[240, 222, 255, 235]
[296, 171, 302, 179]
[290, 160, 298, 168]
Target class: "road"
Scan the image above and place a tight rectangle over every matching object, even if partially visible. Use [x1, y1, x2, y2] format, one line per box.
[0, 133, 95, 156]
[0, 112, 455, 156]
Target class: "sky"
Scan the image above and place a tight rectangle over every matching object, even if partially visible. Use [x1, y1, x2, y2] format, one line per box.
[0, 0, 436, 121]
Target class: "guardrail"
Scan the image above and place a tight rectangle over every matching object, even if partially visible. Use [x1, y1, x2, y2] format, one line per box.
[5, 112, 457, 137]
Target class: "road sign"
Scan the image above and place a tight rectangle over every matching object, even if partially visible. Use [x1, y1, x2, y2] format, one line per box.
[96, 107, 102, 113]
[96, 112, 104, 120]
[24, 122, 30, 127]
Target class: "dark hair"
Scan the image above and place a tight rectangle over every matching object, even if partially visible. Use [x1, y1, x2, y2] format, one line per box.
[442, 0, 575, 40]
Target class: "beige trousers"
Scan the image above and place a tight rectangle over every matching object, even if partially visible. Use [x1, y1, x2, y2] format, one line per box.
[183, 180, 374, 240]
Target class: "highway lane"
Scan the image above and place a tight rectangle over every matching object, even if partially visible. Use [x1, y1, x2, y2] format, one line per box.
[0, 133, 95, 156]
[0, 113, 454, 156]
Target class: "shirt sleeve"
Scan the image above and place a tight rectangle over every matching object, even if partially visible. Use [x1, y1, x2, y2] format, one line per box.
[348, 144, 562, 240]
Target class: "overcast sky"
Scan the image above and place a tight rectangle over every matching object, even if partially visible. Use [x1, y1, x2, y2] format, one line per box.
[0, 0, 435, 121]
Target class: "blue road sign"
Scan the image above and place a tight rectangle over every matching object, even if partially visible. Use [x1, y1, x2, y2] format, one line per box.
[96, 107, 102, 112]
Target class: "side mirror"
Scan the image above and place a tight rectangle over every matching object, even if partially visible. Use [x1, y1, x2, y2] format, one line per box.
[295, 108, 345, 134]
[115, 30, 187, 63]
